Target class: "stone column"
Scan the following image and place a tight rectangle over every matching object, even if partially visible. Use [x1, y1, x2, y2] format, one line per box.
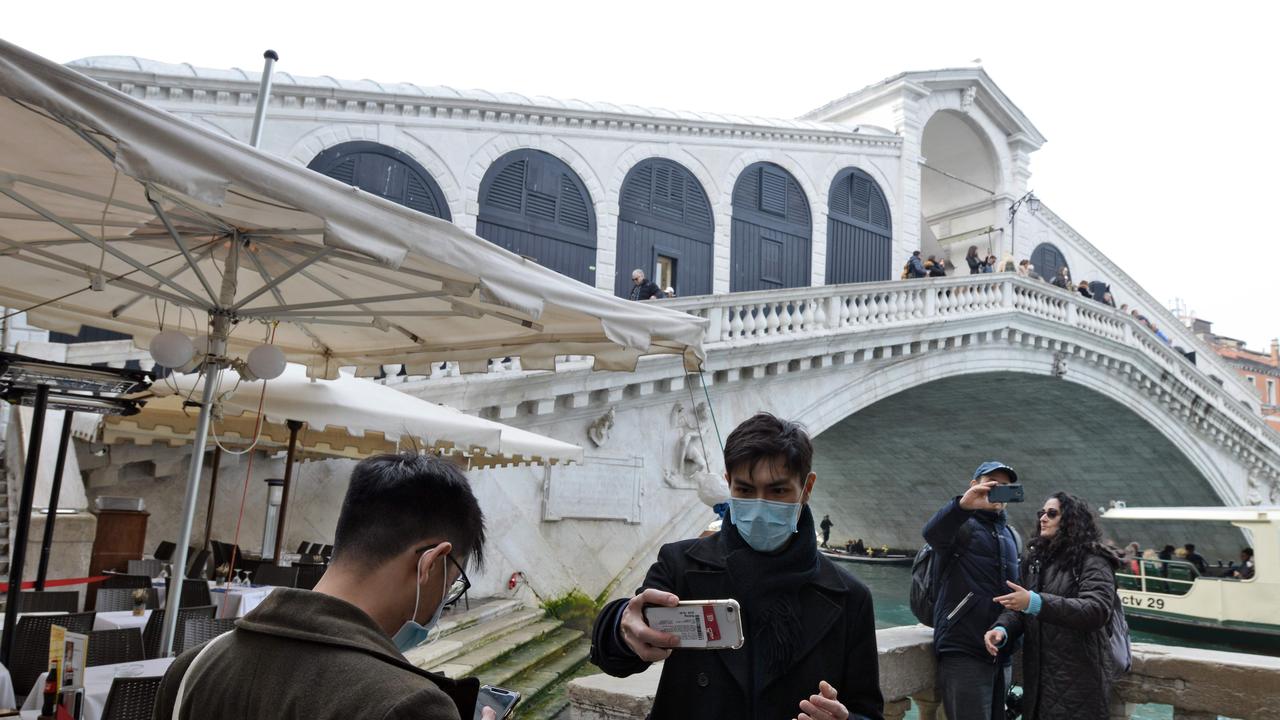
[882, 698, 913, 720]
[912, 687, 945, 720]
[1108, 698, 1134, 719]
[1171, 711, 1216, 720]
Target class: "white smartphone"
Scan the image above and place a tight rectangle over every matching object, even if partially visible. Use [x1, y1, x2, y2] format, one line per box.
[643, 599, 745, 650]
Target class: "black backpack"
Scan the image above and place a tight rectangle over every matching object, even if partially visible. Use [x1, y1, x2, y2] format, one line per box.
[910, 521, 1022, 627]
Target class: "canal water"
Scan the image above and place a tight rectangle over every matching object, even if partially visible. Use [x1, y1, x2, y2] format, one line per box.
[852, 562, 1239, 720]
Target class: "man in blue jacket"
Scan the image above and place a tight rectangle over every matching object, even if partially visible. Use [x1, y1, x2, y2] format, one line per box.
[922, 461, 1021, 720]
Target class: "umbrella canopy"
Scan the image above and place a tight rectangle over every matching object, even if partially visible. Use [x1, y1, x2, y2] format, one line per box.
[100, 364, 583, 467]
[0, 40, 706, 376]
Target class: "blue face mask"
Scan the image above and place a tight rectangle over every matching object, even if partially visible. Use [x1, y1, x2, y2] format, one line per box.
[729, 497, 803, 552]
[392, 554, 447, 653]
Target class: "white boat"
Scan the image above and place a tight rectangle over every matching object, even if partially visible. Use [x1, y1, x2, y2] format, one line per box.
[1102, 505, 1280, 651]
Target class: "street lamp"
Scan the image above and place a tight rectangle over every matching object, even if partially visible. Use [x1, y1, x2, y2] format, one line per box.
[1008, 190, 1041, 259]
[0, 352, 149, 667]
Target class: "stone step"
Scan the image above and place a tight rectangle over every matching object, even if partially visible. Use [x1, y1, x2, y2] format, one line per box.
[436, 597, 526, 639]
[477, 626, 583, 688]
[501, 637, 592, 720]
[406, 608, 545, 670]
[431, 618, 566, 680]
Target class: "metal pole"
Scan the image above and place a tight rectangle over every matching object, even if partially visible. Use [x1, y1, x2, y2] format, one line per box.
[201, 447, 222, 551]
[273, 419, 303, 562]
[0, 384, 50, 667]
[248, 50, 279, 149]
[35, 410, 73, 590]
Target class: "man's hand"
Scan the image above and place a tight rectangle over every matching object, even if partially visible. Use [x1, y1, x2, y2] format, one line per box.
[794, 680, 848, 720]
[478, 706, 497, 720]
[620, 588, 681, 661]
[994, 581, 1031, 612]
[959, 480, 1002, 511]
[983, 628, 1006, 656]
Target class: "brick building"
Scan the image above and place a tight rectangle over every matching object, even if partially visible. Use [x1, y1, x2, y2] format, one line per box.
[1188, 318, 1280, 433]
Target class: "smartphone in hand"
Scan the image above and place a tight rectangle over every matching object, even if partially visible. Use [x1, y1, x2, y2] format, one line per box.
[643, 599, 745, 650]
[988, 483, 1024, 503]
[474, 685, 520, 720]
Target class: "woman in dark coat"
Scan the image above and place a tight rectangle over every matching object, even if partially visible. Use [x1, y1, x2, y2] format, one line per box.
[984, 492, 1121, 720]
[966, 245, 982, 274]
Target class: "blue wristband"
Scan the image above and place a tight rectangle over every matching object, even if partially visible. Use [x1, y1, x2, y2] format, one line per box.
[1025, 590, 1042, 616]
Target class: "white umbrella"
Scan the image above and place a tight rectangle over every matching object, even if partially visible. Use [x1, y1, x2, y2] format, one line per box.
[0, 40, 705, 655]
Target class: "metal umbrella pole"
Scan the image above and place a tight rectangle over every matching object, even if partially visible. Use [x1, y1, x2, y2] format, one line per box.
[272, 419, 303, 562]
[34, 409, 74, 589]
[202, 447, 222, 551]
[0, 383, 49, 667]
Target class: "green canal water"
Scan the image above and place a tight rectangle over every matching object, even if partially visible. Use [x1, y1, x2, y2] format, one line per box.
[852, 562, 1248, 720]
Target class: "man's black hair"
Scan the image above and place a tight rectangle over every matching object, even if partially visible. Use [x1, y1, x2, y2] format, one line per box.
[1185, 544, 1196, 552]
[722, 412, 813, 483]
[332, 453, 485, 569]
[1242, 547, 1254, 557]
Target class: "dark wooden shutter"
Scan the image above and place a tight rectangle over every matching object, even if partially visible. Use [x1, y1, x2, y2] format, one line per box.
[826, 167, 892, 284]
[307, 141, 451, 221]
[730, 162, 812, 291]
[615, 158, 715, 298]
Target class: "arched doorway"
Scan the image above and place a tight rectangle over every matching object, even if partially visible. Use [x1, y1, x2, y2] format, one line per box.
[307, 141, 450, 220]
[477, 149, 596, 284]
[919, 111, 999, 266]
[826, 167, 892, 284]
[730, 162, 811, 291]
[615, 158, 713, 299]
[1030, 242, 1067, 282]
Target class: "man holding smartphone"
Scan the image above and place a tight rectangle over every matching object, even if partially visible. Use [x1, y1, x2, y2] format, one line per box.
[921, 461, 1022, 720]
[590, 413, 884, 720]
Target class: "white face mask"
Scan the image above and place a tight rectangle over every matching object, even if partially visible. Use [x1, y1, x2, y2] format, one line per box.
[392, 554, 447, 653]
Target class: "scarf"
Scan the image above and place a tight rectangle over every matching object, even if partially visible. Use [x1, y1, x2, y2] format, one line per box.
[721, 503, 821, 684]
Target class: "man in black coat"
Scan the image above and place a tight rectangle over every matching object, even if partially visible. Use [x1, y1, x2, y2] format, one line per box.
[921, 461, 1022, 720]
[590, 413, 884, 720]
[628, 268, 664, 301]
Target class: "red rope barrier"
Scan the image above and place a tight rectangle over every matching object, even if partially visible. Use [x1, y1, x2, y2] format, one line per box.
[0, 575, 109, 592]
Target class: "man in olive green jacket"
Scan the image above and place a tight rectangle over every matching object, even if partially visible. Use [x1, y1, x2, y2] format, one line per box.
[153, 454, 496, 720]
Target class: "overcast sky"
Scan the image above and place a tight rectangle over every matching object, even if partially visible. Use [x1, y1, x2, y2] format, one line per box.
[10, 1, 1278, 349]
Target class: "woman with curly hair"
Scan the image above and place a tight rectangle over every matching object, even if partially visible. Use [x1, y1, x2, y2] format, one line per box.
[982, 493, 1122, 719]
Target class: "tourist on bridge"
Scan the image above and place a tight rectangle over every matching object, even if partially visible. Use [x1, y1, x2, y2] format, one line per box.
[920, 461, 1021, 720]
[926, 255, 947, 277]
[820, 513, 835, 548]
[966, 245, 983, 274]
[153, 453, 496, 720]
[629, 268, 664, 301]
[1076, 280, 1093, 299]
[590, 413, 884, 720]
[985, 492, 1123, 720]
[1050, 266, 1071, 290]
[905, 250, 928, 278]
[981, 254, 997, 273]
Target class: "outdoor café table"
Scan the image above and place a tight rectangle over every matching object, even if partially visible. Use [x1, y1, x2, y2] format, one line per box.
[0, 661, 16, 711]
[210, 585, 276, 618]
[93, 610, 151, 632]
[20, 657, 174, 720]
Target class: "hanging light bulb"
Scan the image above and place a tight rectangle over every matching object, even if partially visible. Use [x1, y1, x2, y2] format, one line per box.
[148, 330, 195, 369]
[245, 343, 287, 381]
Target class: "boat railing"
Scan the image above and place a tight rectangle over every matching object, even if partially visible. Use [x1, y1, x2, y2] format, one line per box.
[1114, 558, 1241, 596]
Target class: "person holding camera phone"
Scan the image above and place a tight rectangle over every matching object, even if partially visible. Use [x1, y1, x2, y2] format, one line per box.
[590, 413, 884, 720]
[920, 461, 1022, 720]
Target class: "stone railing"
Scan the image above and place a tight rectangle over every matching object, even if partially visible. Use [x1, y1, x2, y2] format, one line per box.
[567, 625, 1280, 720]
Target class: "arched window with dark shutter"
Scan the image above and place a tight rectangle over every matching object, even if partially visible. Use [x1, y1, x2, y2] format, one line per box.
[307, 141, 451, 221]
[615, 159, 713, 298]
[730, 162, 811, 291]
[477, 149, 597, 284]
[826, 167, 892, 284]
[1031, 242, 1067, 282]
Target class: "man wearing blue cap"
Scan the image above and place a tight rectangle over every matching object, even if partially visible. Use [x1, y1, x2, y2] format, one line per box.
[922, 461, 1021, 720]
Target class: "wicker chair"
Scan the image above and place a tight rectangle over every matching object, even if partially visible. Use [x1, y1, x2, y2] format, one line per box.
[101, 573, 152, 590]
[253, 564, 298, 588]
[292, 562, 325, 591]
[127, 558, 164, 578]
[152, 541, 177, 563]
[16, 589, 79, 613]
[295, 541, 311, 555]
[10, 612, 97, 696]
[164, 577, 212, 608]
[101, 676, 163, 720]
[86, 629, 145, 667]
[176, 617, 237, 654]
[186, 548, 211, 579]
[142, 605, 216, 659]
[95, 588, 141, 612]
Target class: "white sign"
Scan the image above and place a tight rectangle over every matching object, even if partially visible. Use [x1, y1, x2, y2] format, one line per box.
[543, 455, 643, 523]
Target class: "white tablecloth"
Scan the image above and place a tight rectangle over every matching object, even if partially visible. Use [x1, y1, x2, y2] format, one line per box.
[93, 610, 151, 632]
[20, 658, 174, 720]
[0, 662, 16, 710]
[210, 586, 276, 618]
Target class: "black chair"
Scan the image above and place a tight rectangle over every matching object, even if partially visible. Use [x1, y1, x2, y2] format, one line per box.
[304, 543, 320, 555]
[95, 588, 141, 612]
[101, 676, 163, 720]
[127, 558, 164, 578]
[153, 541, 177, 563]
[142, 605, 216, 659]
[292, 562, 326, 591]
[253, 564, 298, 588]
[186, 548, 211, 579]
[295, 541, 310, 555]
[164, 577, 212, 608]
[101, 573, 152, 590]
[10, 612, 97, 696]
[176, 617, 237, 654]
[86, 628, 146, 667]
[320, 544, 334, 560]
[16, 590, 79, 613]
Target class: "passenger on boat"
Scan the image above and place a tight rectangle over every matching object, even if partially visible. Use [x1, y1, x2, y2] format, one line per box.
[1182, 544, 1208, 574]
[1233, 547, 1255, 579]
[985, 492, 1122, 720]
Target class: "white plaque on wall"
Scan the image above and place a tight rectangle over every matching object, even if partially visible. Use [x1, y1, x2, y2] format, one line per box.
[542, 454, 643, 524]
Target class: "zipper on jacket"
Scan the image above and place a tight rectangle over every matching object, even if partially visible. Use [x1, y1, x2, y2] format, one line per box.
[946, 591, 974, 621]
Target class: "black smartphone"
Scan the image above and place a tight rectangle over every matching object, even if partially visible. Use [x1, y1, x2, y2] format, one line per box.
[474, 684, 521, 720]
[988, 483, 1024, 503]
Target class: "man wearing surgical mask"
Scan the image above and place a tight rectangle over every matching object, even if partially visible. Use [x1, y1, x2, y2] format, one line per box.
[153, 453, 497, 720]
[590, 412, 884, 720]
